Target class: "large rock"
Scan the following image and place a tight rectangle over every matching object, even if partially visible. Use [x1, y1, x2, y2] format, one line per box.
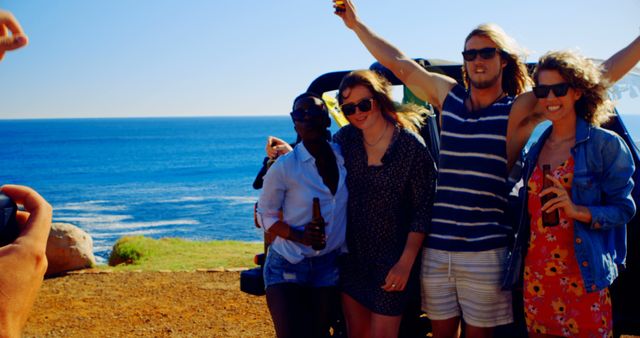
[46, 222, 96, 276]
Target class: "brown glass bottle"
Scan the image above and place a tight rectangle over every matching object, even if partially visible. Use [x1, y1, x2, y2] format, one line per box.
[541, 164, 559, 227]
[311, 197, 326, 250]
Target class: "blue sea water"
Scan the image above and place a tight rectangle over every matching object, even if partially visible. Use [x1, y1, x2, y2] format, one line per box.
[0, 115, 638, 262]
[0, 117, 300, 262]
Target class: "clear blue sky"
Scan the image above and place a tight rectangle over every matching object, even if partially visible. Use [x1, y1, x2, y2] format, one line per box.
[0, 0, 638, 119]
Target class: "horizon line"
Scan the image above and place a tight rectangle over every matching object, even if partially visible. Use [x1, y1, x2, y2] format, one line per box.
[0, 114, 293, 121]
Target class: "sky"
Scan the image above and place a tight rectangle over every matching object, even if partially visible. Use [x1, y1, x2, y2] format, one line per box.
[0, 0, 639, 119]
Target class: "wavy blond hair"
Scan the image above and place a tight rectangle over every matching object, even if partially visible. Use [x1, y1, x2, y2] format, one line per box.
[533, 50, 613, 126]
[462, 23, 532, 97]
[337, 70, 427, 133]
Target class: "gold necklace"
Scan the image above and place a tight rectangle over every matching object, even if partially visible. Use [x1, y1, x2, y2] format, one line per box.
[364, 122, 389, 147]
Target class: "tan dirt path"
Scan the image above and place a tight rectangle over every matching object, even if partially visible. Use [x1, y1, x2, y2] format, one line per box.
[23, 271, 274, 337]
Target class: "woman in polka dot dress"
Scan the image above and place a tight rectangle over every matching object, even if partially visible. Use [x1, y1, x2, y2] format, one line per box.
[333, 70, 436, 337]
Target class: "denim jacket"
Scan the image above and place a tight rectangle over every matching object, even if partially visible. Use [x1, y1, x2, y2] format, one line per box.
[503, 117, 636, 292]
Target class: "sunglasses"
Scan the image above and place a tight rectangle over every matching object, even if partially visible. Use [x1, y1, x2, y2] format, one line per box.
[290, 108, 326, 122]
[340, 97, 373, 116]
[532, 83, 571, 99]
[461, 47, 501, 62]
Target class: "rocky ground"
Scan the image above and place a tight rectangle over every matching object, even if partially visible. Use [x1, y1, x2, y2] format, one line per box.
[23, 271, 274, 337]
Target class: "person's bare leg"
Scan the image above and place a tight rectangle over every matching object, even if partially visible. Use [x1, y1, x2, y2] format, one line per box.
[266, 283, 307, 338]
[464, 323, 494, 338]
[370, 312, 402, 338]
[430, 317, 461, 338]
[309, 286, 338, 338]
[341, 292, 371, 338]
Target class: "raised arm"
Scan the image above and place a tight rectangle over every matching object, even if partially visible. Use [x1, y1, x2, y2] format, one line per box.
[265, 136, 293, 159]
[333, 0, 456, 111]
[602, 34, 640, 84]
[506, 92, 545, 170]
[0, 10, 28, 61]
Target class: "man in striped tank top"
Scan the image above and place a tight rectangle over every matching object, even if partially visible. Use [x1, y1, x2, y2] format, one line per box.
[334, 1, 543, 336]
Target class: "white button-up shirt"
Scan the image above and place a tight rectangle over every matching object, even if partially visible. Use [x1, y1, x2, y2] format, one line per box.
[257, 142, 348, 264]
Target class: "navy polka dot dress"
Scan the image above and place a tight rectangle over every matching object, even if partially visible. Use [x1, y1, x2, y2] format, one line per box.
[333, 124, 436, 316]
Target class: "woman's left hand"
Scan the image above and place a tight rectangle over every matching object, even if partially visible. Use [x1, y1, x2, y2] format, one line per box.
[540, 174, 580, 219]
[381, 260, 411, 292]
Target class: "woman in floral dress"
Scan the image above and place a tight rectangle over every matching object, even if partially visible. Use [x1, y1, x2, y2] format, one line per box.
[504, 50, 636, 338]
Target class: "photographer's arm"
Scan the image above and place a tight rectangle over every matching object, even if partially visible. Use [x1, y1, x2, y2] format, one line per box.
[0, 185, 52, 338]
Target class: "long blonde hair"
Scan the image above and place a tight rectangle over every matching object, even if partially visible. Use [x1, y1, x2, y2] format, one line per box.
[337, 70, 427, 133]
[533, 50, 613, 126]
[462, 23, 532, 97]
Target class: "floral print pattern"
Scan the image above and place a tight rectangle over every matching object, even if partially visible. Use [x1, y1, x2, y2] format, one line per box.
[524, 157, 612, 337]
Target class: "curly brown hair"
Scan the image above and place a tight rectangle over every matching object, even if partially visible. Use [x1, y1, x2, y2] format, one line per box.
[533, 50, 613, 126]
[462, 23, 532, 97]
[337, 70, 427, 133]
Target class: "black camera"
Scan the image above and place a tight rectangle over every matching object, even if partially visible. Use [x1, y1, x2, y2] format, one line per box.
[0, 192, 19, 246]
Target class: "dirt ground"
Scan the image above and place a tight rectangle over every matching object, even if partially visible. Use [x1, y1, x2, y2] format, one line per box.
[23, 270, 275, 337]
[22, 270, 640, 338]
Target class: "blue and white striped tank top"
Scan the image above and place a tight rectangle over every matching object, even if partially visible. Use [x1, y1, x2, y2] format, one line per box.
[426, 85, 513, 251]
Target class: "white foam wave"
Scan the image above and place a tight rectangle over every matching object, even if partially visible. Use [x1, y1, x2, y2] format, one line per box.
[55, 214, 133, 225]
[121, 219, 200, 228]
[154, 195, 255, 205]
[55, 201, 127, 212]
[155, 196, 207, 203]
[214, 196, 256, 205]
[93, 244, 113, 253]
[91, 229, 165, 239]
[81, 219, 200, 231]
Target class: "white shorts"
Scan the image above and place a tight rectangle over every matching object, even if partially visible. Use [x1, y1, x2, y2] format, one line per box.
[420, 247, 513, 328]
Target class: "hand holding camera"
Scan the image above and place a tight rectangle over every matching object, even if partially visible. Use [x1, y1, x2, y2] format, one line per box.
[0, 185, 52, 337]
[0, 191, 19, 246]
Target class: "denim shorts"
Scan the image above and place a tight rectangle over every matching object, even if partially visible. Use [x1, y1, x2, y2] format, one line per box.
[263, 249, 340, 288]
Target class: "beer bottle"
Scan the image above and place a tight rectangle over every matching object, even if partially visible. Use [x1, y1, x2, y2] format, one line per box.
[541, 164, 559, 227]
[311, 197, 326, 250]
[266, 157, 277, 170]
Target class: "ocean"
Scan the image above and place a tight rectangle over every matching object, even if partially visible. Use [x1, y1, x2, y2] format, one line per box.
[1, 115, 639, 262]
[0, 117, 300, 262]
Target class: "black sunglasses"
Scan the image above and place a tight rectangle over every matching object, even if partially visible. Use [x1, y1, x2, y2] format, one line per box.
[461, 47, 501, 62]
[290, 108, 326, 122]
[340, 97, 373, 116]
[532, 83, 571, 99]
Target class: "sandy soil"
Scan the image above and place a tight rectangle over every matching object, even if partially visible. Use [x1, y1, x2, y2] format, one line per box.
[23, 270, 640, 338]
[23, 270, 274, 337]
